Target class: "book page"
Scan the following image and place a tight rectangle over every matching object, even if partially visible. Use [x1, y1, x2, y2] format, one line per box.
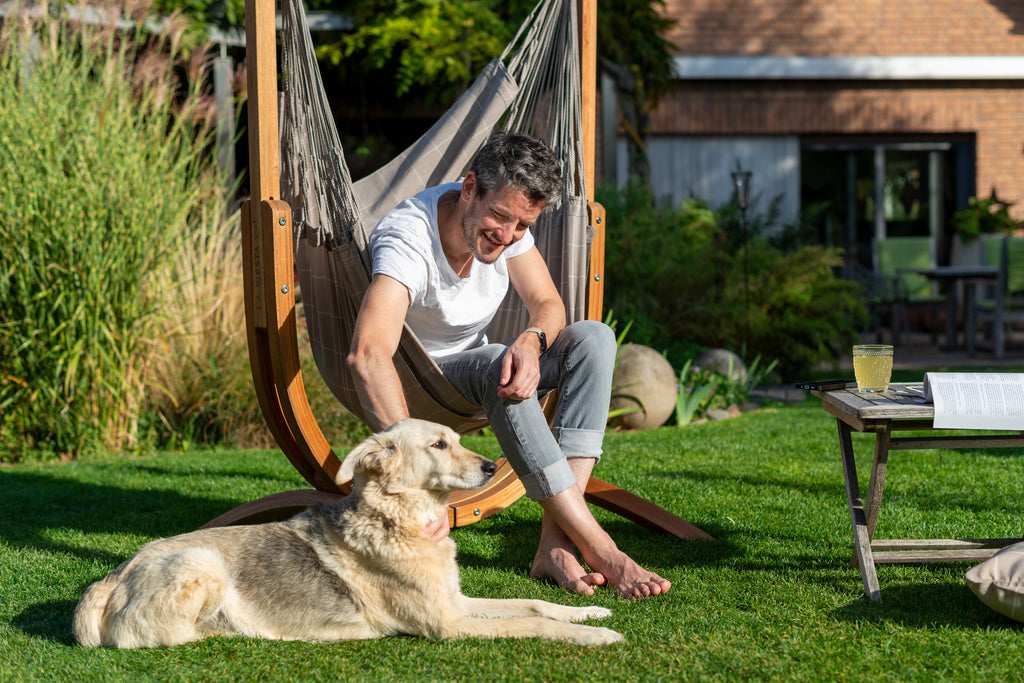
[924, 373, 1024, 430]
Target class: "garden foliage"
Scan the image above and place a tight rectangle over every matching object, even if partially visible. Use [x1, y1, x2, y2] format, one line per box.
[0, 7, 867, 463]
[952, 192, 1021, 243]
[599, 180, 867, 379]
[0, 9, 225, 461]
[674, 355, 776, 426]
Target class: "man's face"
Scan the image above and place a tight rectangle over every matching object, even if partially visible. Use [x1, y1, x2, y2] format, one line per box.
[461, 183, 545, 264]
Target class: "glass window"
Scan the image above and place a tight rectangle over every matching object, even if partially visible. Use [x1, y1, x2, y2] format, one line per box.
[801, 140, 965, 270]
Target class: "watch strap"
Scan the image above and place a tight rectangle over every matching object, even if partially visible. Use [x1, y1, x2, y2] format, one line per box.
[523, 327, 547, 353]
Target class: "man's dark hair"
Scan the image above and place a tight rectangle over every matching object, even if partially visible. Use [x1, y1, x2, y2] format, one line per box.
[469, 133, 563, 209]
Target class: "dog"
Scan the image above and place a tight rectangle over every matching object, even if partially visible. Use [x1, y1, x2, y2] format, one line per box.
[72, 418, 622, 648]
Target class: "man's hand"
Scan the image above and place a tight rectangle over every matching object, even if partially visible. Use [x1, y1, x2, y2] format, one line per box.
[505, 247, 564, 400]
[497, 333, 542, 399]
[423, 513, 451, 542]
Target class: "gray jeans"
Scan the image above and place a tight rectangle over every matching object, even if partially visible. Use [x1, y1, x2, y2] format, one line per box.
[433, 320, 616, 501]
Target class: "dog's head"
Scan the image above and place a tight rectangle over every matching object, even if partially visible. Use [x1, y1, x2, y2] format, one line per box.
[337, 419, 497, 495]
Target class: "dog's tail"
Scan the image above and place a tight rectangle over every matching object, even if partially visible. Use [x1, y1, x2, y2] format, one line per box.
[72, 575, 117, 647]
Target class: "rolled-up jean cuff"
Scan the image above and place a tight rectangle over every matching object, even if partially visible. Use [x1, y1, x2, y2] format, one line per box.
[517, 458, 578, 501]
[550, 427, 604, 462]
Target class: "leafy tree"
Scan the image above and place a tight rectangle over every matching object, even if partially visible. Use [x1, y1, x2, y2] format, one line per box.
[596, 0, 677, 183]
[150, 0, 245, 31]
[318, 0, 533, 102]
[144, 0, 677, 180]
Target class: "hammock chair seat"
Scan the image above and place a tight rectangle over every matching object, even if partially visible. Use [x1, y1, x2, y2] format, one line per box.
[204, 0, 712, 542]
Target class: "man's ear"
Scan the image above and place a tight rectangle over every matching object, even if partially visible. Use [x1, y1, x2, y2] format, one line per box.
[337, 433, 401, 486]
[461, 171, 477, 200]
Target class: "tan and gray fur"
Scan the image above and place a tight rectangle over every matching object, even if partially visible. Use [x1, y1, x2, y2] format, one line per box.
[72, 418, 621, 648]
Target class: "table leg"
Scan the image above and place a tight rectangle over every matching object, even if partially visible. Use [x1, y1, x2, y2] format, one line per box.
[863, 426, 890, 540]
[944, 280, 958, 350]
[850, 426, 891, 560]
[965, 281, 977, 356]
[836, 418, 882, 602]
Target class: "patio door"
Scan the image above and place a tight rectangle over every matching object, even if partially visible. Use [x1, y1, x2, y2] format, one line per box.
[801, 139, 971, 271]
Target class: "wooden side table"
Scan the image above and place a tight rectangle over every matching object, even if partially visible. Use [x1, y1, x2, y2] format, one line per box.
[814, 385, 1024, 602]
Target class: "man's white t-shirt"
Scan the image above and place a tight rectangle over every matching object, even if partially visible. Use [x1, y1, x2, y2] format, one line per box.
[369, 181, 534, 358]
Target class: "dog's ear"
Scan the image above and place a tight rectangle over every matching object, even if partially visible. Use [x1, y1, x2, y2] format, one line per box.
[337, 433, 402, 485]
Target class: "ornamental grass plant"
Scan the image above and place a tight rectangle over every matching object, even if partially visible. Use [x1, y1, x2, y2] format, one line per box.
[0, 4, 224, 461]
[0, 4, 374, 462]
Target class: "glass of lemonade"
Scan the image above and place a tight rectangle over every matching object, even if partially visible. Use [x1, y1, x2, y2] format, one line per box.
[852, 344, 893, 393]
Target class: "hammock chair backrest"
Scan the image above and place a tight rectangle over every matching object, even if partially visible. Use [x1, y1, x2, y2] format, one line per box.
[278, 0, 592, 433]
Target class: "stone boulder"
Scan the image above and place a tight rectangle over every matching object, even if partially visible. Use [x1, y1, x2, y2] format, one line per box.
[610, 344, 678, 430]
[693, 348, 747, 382]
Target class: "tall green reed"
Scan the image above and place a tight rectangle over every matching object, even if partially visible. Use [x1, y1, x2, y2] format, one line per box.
[144, 197, 372, 452]
[0, 5, 221, 461]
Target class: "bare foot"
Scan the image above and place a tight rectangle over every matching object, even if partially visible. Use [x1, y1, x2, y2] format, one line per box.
[533, 484, 669, 600]
[529, 546, 607, 596]
[587, 548, 671, 600]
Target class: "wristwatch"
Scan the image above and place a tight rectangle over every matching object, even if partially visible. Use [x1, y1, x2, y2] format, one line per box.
[524, 327, 547, 353]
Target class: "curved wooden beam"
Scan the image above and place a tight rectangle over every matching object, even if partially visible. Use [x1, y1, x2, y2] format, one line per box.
[200, 490, 344, 528]
[585, 479, 714, 540]
[209, 0, 710, 543]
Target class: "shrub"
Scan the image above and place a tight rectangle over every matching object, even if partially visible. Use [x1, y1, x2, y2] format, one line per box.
[0, 6, 397, 462]
[952, 192, 1021, 243]
[141, 202, 260, 449]
[674, 355, 777, 426]
[140, 194, 369, 451]
[599, 180, 867, 379]
[0, 8, 221, 461]
[142, 205, 369, 450]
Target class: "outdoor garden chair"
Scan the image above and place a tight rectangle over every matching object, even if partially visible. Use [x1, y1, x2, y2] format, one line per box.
[875, 235, 944, 348]
[974, 235, 1024, 359]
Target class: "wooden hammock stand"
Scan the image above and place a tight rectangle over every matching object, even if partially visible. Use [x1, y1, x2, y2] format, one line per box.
[204, 0, 712, 542]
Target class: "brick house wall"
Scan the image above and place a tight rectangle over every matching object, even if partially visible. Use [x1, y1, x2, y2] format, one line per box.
[664, 0, 1024, 57]
[648, 0, 1024, 218]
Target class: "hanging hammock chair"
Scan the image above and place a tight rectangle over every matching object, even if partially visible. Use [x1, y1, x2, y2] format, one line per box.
[204, 0, 711, 541]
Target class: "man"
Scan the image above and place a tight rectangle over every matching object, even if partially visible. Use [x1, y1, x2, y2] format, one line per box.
[347, 133, 670, 599]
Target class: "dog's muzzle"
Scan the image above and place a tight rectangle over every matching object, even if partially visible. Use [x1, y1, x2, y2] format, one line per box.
[481, 459, 497, 478]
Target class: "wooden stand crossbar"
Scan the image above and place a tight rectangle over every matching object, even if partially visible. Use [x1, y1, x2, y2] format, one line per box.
[205, 0, 713, 543]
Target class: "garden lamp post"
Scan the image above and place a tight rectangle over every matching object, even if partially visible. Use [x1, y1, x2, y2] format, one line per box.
[731, 168, 752, 347]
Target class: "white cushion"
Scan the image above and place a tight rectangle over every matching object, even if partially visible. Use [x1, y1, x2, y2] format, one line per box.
[965, 541, 1024, 622]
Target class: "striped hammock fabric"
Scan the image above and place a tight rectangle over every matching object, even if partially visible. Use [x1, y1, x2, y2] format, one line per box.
[278, 0, 592, 432]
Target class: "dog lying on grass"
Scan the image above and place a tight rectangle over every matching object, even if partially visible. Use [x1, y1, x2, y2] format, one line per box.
[73, 418, 622, 648]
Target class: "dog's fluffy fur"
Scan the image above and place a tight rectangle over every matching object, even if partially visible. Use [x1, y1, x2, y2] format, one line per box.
[72, 418, 621, 648]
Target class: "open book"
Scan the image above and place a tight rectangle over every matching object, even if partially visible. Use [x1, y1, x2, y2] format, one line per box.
[915, 373, 1024, 430]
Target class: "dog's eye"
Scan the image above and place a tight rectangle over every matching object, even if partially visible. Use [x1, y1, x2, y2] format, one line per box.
[431, 440, 448, 450]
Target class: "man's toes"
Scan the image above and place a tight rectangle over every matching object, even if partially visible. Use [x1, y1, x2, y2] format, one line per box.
[567, 578, 596, 596]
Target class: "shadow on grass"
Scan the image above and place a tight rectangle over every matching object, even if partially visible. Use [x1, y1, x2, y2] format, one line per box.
[451, 511, 740, 574]
[0, 468, 279, 567]
[831, 581, 1024, 630]
[11, 599, 79, 646]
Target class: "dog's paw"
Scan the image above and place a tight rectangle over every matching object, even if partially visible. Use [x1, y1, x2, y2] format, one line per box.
[568, 605, 613, 622]
[571, 625, 623, 646]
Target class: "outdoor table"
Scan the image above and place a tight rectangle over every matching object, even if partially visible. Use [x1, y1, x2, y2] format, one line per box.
[813, 384, 1024, 602]
[899, 265, 999, 353]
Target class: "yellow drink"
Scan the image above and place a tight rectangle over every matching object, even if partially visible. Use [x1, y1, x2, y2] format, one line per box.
[853, 345, 893, 393]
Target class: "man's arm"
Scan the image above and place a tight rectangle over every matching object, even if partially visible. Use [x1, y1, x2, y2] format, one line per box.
[500, 246, 566, 400]
[348, 272, 452, 541]
[346, 273, 412, 431]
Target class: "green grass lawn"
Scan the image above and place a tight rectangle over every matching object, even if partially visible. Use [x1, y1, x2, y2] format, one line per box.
[2, 399, 1022, 682]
